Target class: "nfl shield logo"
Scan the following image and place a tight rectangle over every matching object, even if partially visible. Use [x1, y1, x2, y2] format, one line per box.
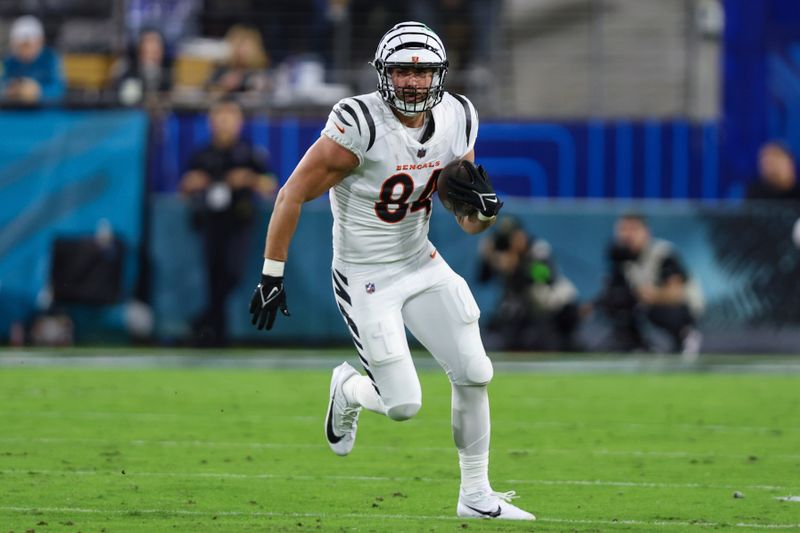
[365, 282, 376, 294]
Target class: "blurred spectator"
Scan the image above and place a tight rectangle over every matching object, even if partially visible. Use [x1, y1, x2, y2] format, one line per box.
[111, 29, 173, 106]
[593, 213, 704, 356]
[478, 217, 581, 351]
[409, 0, 469, 74]
[347, 1, 406, 60]
[1, 15, 65, 103]
[125, 0, 201, 49]
[409, 0, 502, 67]
[259, 0, 323, 65]
[206, 25, 270, 99]
[745, 141, 800, 202]
[179, 98, 277, 346]
[407, 0, 503, 110]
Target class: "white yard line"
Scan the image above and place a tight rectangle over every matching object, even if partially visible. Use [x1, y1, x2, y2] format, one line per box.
[1, 435, 797, 460]
[0, 469, 795, 492]
[3, 409, 797, 433]
[4, 352, 800, 377]
[0, 505, 798, 529]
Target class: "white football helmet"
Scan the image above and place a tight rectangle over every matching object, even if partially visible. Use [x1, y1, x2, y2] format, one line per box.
[372, 22, 449, 116]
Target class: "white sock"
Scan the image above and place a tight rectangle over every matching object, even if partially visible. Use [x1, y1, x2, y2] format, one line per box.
[342, 374, 387, 415]
[458, 451, 491, 497]
[452, 384, 491, 496]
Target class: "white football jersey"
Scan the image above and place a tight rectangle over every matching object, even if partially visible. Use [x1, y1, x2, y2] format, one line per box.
[321, 91, 479, 264]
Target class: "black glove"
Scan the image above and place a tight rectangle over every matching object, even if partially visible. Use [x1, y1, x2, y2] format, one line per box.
[249, 274, 290, 330]
[446, 163, 504, 218]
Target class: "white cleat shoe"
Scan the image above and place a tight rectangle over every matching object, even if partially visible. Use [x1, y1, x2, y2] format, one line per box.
[457, 490, 536, 521]
[324, 361, 361, 456]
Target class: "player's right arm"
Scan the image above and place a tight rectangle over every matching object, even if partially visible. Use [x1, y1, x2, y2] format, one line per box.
[264, 136, 358, 261]
[249, 136, 358, 330]
[250, 99, 364, 330]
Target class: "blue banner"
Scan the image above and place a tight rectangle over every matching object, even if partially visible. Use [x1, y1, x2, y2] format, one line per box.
[0, 110, 148, 335]
[149, 114, 725, 200]
[723, 0, 800, 188]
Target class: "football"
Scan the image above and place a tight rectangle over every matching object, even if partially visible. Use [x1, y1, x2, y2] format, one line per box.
[437, 159, 478, 217]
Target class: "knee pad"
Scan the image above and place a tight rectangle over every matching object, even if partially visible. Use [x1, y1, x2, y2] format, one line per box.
[462, 356, 494, 386]
[386, 402, 421, 421]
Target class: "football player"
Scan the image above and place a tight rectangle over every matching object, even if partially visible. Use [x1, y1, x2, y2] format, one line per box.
[250, 21, 534, 521]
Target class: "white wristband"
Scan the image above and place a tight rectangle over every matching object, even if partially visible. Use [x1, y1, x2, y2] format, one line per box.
[262, 258, 285, 277]
[477, 212, 496, 222]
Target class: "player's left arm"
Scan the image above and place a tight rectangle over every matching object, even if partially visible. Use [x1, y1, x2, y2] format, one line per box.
[455, 150, 499, 235]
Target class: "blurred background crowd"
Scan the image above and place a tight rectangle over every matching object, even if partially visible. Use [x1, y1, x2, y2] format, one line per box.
[0, 0, 509, 113]
[1, 0, 799, 355]
[0, 0, 720, 115]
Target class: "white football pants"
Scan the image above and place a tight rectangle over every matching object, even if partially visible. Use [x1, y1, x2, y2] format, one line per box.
[331, 242, 494, 421]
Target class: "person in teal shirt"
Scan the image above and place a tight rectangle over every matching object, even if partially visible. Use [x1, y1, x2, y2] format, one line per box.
[1, 15, 65, 103]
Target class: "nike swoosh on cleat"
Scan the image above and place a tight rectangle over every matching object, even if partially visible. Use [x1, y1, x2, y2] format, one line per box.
[326, 396, 344, 444]
[465, 504, 502, 518]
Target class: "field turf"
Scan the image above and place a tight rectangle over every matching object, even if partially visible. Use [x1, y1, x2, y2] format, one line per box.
[1, 356, 799, 531]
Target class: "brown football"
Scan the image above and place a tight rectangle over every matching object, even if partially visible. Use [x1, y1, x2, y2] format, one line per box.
[436, 159, 478, 217]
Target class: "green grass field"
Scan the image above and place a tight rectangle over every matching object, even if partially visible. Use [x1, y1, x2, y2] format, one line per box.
[1, 355, 799, 532]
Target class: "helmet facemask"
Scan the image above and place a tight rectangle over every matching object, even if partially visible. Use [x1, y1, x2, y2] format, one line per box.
[373, 22, 449, 116]
[374, 61, 448, 116]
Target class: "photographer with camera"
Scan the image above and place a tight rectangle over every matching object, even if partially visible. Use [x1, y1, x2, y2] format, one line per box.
[478, 217, 581, 351]
[593, 212, 704, 356]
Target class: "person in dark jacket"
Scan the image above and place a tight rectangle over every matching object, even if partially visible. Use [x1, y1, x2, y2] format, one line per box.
[180, 98, 277, 345]
[746, 141, 800, 202]
[112, 29, 173, 105]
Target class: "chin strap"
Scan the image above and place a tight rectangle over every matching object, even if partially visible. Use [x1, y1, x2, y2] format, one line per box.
[394, 106, 422, 117]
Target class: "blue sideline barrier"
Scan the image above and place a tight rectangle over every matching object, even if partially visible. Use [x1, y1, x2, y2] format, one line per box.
[150, 196, 800, 352]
